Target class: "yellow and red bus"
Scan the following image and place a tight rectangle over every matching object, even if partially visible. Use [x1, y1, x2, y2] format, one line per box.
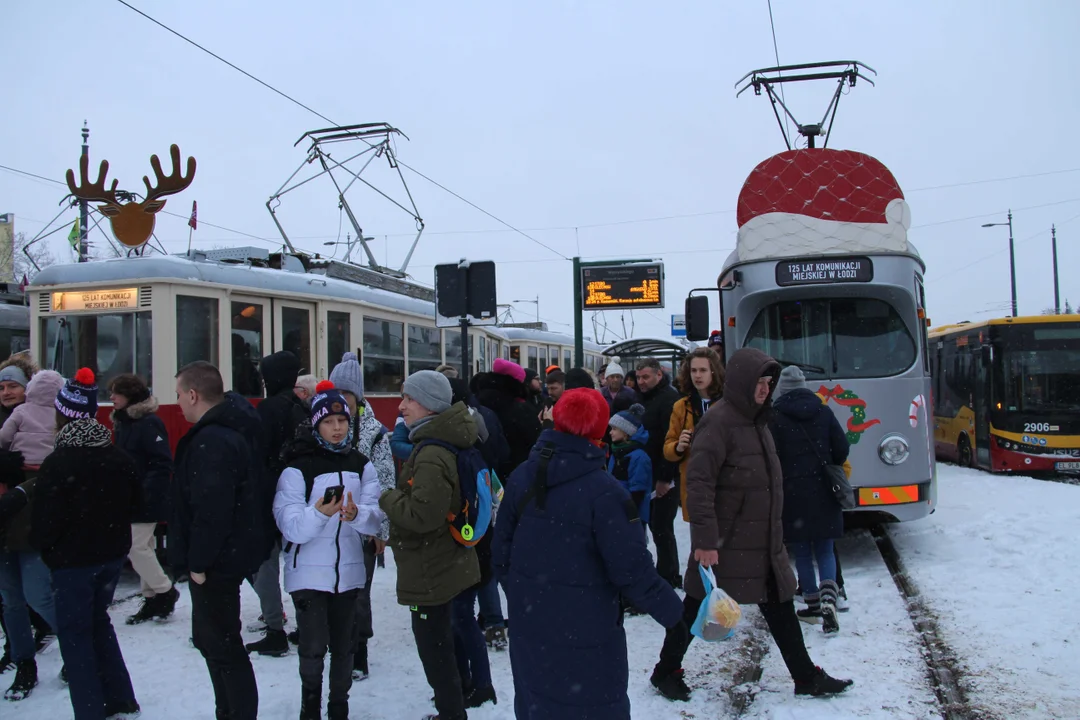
[930, 315, 1080, 475]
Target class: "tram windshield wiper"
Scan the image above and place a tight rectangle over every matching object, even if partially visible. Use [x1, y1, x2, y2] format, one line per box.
[773, 358, 826, 375]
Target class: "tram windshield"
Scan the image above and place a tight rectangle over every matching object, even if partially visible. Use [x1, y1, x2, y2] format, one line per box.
[1002, 327, 1080, 413]
[746, 298, 916, 380]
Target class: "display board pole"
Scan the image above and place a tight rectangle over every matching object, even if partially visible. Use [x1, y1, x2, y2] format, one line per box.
[573, 256, 583, 367]
[460, 316, 471, 382]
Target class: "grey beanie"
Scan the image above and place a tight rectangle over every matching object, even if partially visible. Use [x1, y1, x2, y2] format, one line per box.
[0, 365, 28, 388]
[774, 365, 808, 397]
[402, 370, 453, 414]
[329, 352, 364, 399]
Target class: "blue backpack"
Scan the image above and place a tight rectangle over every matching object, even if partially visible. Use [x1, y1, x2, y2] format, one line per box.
[414, 439, 496, 547]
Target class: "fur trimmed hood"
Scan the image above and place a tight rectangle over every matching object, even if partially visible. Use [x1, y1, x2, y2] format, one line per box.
[111, 396, 160, 423]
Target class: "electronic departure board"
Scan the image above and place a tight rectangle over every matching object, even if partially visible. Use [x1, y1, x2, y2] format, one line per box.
[581, 262, 664, 310]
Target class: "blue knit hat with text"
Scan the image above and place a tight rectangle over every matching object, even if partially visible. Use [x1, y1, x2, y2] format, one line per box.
[310, 380, 351, 428]
[55, 367, 98, 419]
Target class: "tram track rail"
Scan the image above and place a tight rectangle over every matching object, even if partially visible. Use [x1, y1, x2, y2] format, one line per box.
[870, 524, 993, 720]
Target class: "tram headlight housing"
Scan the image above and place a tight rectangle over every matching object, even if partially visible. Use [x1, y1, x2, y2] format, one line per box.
[878, 434, 910, 465]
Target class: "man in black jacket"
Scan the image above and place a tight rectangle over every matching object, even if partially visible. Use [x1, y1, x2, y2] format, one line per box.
[244, 350, 306, 656]
[171, 361, 265, 720]
[636, 358, 682, 589]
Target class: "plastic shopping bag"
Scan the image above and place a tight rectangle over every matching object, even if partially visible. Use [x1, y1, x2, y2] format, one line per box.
[690, 565, 741, 642]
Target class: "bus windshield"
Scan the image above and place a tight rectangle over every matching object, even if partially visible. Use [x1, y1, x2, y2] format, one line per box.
[1004, 330, 1080, 413]
[746, 298, 916, 380]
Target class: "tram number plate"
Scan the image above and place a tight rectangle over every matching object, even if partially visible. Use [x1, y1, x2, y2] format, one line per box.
[1055, 462, 1080, 472]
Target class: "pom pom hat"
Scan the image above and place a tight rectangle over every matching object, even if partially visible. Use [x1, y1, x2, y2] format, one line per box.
[329, 351, 364, 399]
[56, 367, 98, 419]
[553, 388, 609, 442]
[604, 356, 625, 378]
[609, 403, 645, 437]
[492, 358, 526, 384]
[310, 380, 351, 428]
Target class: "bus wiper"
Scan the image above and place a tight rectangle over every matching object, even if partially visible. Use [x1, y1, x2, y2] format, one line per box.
[774, 358, 826, 375]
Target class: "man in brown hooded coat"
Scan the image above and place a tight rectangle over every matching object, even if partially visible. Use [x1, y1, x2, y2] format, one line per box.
[650, 347, 853, 701]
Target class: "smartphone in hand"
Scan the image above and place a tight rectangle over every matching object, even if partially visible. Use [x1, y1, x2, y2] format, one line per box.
[322, 485, 345, 505]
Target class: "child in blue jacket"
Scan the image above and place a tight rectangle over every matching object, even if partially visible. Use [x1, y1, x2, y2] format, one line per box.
[607, 404, 652, 526]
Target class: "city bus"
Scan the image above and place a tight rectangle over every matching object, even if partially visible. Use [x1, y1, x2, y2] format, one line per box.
[930, 315, 1080, 475]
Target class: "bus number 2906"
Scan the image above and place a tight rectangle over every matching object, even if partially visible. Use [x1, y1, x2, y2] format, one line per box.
[1024, 423, 1052, 433]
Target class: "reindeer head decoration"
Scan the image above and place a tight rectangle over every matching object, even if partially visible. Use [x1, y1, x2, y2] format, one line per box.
[66, 144, 196, 249]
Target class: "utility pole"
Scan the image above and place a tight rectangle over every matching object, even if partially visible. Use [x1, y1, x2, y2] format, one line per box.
[79, 122, 89, 263]
[1052, 224, 1060, 314]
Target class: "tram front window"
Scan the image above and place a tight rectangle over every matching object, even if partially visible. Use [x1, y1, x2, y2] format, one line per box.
[41, 312, 153, 399]
[746, 298, 916, 379]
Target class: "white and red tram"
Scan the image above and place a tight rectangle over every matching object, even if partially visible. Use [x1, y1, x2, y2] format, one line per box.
[27, 248, 605, 446]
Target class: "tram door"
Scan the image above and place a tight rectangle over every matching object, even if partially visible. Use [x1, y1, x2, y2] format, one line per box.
[273, 300, 316, 378]
[974, 344, 992, 467]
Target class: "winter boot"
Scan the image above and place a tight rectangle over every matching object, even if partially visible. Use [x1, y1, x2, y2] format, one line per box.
[3, 659, 37, 701]
[464, 684, 497, 709]
[819, 580, 840, 635]
[484, 626, 507, 651]
[0, 649, 13, 674]
[127, 586, 181, 625]
[836, 585, 849, 612]
[287, 629, 299, 645]
[650, 667, 692, 702]
[299, 688, 321, 720]
[794, 667, 853, 696]
[105, 699, 141, 718]
[327, 699, 350, 720]
[352, 641, 369, 681]
[245, 628, 289, 657]
[796, 593, 822, 624]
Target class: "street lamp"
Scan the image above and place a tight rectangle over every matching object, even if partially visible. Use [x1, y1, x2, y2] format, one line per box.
[981, 210, 1016, 317]
[512, 296, 540, 323]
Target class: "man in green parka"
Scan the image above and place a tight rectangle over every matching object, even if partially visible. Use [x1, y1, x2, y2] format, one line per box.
[380, 369, 479, 720]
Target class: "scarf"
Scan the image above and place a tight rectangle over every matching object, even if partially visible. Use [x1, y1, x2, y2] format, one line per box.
[55, 418, 113, 449]
[407, 414, 437, 441]
[314, 427, 353, 454]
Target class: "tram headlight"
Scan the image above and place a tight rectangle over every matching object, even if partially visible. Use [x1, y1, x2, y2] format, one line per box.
[878, 434, 910, 465]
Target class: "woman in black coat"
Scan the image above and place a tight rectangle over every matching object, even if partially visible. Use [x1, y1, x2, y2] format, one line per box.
[108, 374, 179, 625]
[768, 366, 850, 634]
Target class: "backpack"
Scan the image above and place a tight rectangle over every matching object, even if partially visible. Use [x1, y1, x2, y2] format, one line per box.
[414, 439, 497, 547]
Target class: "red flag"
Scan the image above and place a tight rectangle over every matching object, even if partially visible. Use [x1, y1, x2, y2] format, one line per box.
[18, 274, 28, 293]
[188, 200, 197, 230]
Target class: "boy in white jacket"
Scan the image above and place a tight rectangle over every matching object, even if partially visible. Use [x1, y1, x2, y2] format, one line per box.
[273, 381, 384, 720]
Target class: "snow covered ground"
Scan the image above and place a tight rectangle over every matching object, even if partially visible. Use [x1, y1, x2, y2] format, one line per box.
[4, 464, 1078, 718]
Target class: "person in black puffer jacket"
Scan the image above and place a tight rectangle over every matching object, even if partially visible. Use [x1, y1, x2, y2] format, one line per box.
[472, 359, 542, 484]
[108, 374, 179, 627]
[31, 368, 142, 719]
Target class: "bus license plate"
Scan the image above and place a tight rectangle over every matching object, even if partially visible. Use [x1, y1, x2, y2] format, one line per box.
[1055, 462, 1080, 472]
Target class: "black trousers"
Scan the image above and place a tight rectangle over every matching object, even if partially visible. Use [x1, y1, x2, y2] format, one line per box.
[293, 589, 358, 716]
[657, 575, 816, 685]
[190, 575, 258, 720]
[649, 488, 681, 585]
[353, 539, 377, 648]
[411, 601, 466, 720]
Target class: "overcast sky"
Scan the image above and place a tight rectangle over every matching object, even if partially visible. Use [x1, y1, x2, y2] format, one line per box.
[4, 1, 1078, 340]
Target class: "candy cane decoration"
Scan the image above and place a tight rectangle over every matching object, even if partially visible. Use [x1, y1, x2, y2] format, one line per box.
[909, 394, 925, 428]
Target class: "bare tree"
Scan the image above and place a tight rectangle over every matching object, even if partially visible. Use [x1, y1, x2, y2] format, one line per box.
[0, 232, 58, 283]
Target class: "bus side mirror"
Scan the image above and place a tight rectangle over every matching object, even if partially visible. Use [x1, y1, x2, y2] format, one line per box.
[685, 296, 710, 341]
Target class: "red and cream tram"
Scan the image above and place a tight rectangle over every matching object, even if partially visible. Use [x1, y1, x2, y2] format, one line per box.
[27, 248, 604, 445]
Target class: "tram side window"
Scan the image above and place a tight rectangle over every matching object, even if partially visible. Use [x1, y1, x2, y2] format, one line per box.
[176, 296, 219, 369]
[282, 307, 312, 374]
[528, 346, 538, 372]
[364, 317, 405, 393]
[564, 349, 572, 371]
[445, 330, 472, 372]
[327, 311, 351, 368]
[41, 313, 153, 400]
[478, 335, 487, 372]
[231, 302, 264, 398]
[408, 325, 442, 375]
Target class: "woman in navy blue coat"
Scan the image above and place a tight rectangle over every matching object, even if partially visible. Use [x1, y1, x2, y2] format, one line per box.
[492, 388, 685, 720]
[768, 366, 850, 633]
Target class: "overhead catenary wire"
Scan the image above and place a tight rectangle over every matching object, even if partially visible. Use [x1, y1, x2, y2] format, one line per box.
[765, 0, 793, 144]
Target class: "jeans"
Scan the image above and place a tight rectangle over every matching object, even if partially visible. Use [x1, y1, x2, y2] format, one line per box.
[248, 541, 283, 632]
[52, 559, 137, 720]
[353, 539, 377, 647]
[0, 550, 57, 661]
[190, 574, 258, 720]
[411, 602, 465, 720]
[451, 587, 492, 690]
[649, 487, 681, 585]
[293, 589, 358, 716]
[477, 576, 504, 628]
[129, 523, 172, 597]
[789, 540, 837, 597]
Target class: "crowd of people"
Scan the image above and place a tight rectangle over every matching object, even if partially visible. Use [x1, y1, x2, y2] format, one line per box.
[0, 341, 857, 719]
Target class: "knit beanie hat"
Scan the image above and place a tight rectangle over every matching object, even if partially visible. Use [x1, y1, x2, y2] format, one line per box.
[774, 365, 808, 398]
[604, 356, 625, 378]
[310, 380, 351, 428]
[0, 365, 28, 389]
[492, 358, 526, 384]
[55, 368, 98, 420]
[329, 352, 364, 399]
[609, 403, 645, 437]
[564, 368, 596, 390]
[553, 388, 609, 441]
[402, 369, 453, 414]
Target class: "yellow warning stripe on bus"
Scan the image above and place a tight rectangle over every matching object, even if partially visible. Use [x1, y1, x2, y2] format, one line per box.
[858, 485, 919, 506]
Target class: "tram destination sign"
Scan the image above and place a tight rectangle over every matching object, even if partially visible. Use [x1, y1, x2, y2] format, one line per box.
[775, 257, 873, 287]
[582, 262, 664, 310]
[52, 288, 138, 312]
